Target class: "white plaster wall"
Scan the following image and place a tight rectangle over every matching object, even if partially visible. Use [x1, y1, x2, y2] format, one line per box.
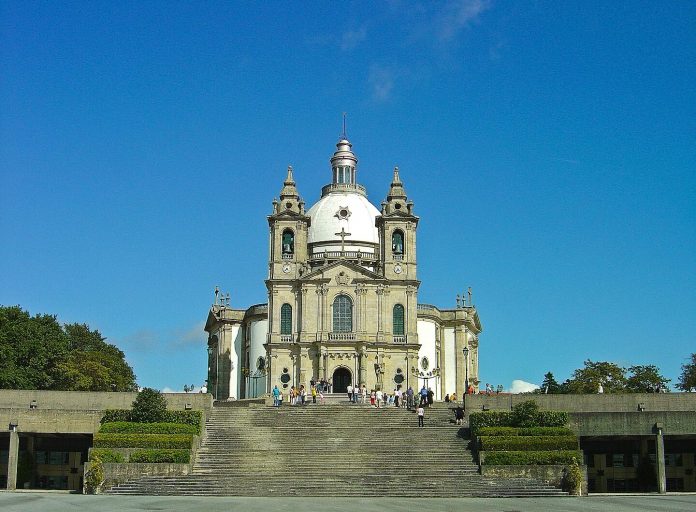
[417, 319, 440, 400]
[248, 319, 269, 398]
[229, 324, 242, 400]
[444, 327, 456, 396]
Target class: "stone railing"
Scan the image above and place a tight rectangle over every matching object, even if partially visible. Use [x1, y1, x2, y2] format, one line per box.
[328, 332, 356, 341]
[393, 254, 404, 261]
[321, 183, 367, 196]
[392, 335, 407, 344]
[310, 251, 377, 261]
[279, 335, 293, 343]
[281, 253, 293, 260]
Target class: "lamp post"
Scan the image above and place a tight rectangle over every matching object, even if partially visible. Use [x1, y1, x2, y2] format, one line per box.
[463, 346, 470, 407]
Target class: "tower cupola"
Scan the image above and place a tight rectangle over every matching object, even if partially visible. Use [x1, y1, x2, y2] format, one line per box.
[330, 138, 358, 186]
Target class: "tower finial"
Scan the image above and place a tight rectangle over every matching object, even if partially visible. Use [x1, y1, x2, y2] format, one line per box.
[342, 112, 347, 139]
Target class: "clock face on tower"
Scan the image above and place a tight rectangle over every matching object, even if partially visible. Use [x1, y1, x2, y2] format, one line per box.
[282, 263, 291, 274]
[393, 263, 402, 274]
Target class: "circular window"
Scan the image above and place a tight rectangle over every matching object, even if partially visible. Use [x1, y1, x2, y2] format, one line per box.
[257, 357, 266, 370]
[280, 373, 291, 384]
[340, 209, 348, 217]
[395, 203, 401, 210]
[421, 357, 429, 371]
[286, 202, 292, 209]
[394, 374, 405, 384]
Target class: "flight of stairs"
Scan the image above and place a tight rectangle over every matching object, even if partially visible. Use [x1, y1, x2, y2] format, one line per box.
[105, 401, 567, 497]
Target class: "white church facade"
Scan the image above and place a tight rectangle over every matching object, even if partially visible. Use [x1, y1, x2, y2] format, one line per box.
[204, 135, 481, 400]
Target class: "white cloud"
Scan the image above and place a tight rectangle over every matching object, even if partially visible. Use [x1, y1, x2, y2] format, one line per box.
[341, 26, 368, 51]
[437, 0, 491, 41]
[368, 64, 397, 102]
[509, 379, 539, 394]
[172, 321, 206, 348]
[161, 386, 203, 394]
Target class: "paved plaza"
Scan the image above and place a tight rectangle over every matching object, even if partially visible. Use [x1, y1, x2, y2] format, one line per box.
[1, 492, 696, 512]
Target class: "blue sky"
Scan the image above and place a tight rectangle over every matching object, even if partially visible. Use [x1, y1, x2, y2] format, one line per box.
[1, 1, 695, 393]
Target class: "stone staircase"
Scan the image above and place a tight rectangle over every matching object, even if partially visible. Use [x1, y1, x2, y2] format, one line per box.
[105, 402, 567, 497]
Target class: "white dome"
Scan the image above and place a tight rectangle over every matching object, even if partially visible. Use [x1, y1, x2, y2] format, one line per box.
[307, 191, 381, 250]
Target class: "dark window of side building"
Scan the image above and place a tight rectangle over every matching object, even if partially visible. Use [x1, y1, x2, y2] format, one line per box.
[280, 304, 292, 335]
[667, 478, 685, 491]
[333, 295, 353, 332]
[393, 304, 405, 335]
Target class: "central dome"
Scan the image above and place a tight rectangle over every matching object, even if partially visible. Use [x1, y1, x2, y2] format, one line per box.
[307, 191, 381, 250]
[306, 137, 381, 255]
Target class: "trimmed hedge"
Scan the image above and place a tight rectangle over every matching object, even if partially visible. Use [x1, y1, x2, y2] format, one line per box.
[100, 410, 202, 433]
[479, 435, 579, 452]
[100, 422, 198, 435]
[93, 433, 193, 449]
[484, 450, 583, 466]
[89, 449, 124, 463]
[478, 426, 575, 437]
[469, 411, 568, 436]
[129, 449, 190, 464]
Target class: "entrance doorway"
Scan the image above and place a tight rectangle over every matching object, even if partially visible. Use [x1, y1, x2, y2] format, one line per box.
[332, 367, 352, 394]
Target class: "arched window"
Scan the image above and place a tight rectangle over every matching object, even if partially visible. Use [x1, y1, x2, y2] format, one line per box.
[393, 304, 405, 335]
[280, 303, 292, 335]
[282, 229, 294, 255]
[392, 230, 404, 255]
[332, 295, 353, 332]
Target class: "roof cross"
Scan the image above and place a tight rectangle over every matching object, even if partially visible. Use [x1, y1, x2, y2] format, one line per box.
[335, 227, 351, 255]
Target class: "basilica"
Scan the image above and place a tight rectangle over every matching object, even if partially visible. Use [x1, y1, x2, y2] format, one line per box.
[204, 135, 482, 400]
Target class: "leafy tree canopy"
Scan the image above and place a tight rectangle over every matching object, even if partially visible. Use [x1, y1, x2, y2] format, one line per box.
[564, 360, 627, 394]
[0, 305, 137, 391]
[625, 365, 670, 393]
[678, 353, 696, 392]
[541, 372, 563, 394]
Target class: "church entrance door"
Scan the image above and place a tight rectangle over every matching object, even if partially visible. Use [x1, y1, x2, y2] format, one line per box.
[332, 367, 352, 394]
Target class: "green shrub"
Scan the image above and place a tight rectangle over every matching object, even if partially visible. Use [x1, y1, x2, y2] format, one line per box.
[100, 422, 198, 435]
[131, 388, 168, 423]
[484, 450, 583, 465]
[89, 449, 124, 463]
[562, 457, 584, 495]
[101, 409, 132, 423]
[84, 456, 104, 494]
[510, 400, 541, 428]
[100, 410, 202, 434]
[478, 426, 574, 437]
[469, 409, 568, 436]
[93, 433, 193, 449]
[479, 435, 579, 451]
[129, 449, 190, 464]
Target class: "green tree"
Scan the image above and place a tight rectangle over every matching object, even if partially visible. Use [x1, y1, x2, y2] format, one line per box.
[565, 360, 627, 394]
[0, 306, 69, 389]
[131, 387, 168, 423]
[541, 372, 563, 394]
[625, 365, 671, 393]
[56, 323, 137, 391]
[677, 353, 696, 392]
[0, 306, 136, 391]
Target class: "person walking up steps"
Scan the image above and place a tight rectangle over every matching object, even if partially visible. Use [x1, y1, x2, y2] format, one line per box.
[417, 405, 425, 427]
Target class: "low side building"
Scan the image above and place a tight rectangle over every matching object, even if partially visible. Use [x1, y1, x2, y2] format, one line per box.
[0, 390, 212, 491]
[463, 393, 696, 493]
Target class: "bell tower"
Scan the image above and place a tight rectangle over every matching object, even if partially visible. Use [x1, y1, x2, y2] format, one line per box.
[266, 166, 310, 346]
[377, 167, 418, 281]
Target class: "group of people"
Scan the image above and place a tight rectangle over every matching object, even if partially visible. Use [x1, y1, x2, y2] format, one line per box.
[271, 384, 327, 407]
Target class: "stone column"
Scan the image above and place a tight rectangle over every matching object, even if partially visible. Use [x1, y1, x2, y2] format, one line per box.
[359, 348, 367, 387]
[454, 323, 465, 398]
[7, 428, 19, 490]
[655, 423, 667, 494]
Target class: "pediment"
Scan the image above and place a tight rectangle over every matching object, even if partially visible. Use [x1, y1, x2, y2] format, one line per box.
[301, 260, 386, 283]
